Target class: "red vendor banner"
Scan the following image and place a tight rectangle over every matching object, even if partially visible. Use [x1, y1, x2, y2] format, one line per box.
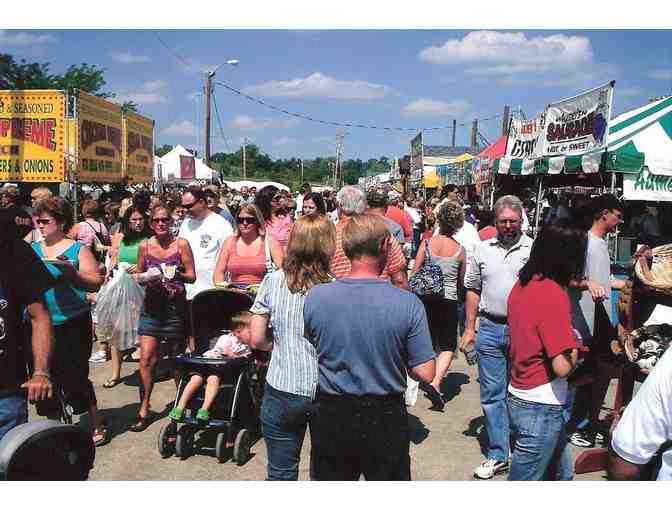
[180, 155, 195, 180]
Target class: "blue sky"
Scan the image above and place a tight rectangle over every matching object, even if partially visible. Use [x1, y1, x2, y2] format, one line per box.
[2, 29, 672, 161]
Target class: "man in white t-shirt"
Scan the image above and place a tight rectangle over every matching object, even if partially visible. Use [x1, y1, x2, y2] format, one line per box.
[609, 349, 672, 481]
[178, 187, 233, 303]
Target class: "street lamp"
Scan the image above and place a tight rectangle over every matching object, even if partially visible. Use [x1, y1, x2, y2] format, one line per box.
[204, 59, 239, 167]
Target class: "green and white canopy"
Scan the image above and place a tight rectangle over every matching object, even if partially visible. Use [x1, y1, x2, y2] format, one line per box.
[493, 96, 672, 177]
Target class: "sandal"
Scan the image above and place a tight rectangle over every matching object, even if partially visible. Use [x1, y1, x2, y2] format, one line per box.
[93, 425, 110, 447]
[196, 409, 210, 422]
[168, 408, 184, 422]
[103, 378, 122, 388]
[420, 382, 445, 411]
[130, 413, 153, 432]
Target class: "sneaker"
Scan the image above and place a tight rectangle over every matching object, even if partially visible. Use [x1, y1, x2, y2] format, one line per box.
[569, 430, 596, 448]
[88, 350, 108, 363]
[474, 458, 509, 480]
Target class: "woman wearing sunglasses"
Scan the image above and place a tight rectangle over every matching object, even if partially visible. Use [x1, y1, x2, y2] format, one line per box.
[254, 186, 294, 253]
[213, 204, 284, 287]
[132, 203, 196, 432]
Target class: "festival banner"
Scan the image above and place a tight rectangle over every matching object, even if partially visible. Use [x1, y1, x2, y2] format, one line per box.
[123, 111, 154, 183]
[623, 166, 672, 201]
[77, 90, 123, 182]
[409, 132, 423, 183]
[180, 155, 196, 180]
[0, 90, 65, 182]
[541, 81, 614, 157]
[505, 117, 543, 159]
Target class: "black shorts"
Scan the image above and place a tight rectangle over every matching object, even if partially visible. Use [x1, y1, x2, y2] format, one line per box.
[420, 295, 458, 352]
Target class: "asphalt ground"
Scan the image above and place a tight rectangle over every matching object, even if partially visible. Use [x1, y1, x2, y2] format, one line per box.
[29, 350, 609, 481]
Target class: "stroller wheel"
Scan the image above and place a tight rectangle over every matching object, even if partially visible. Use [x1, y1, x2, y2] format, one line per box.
[175, 426, 195, 460]
[215, 432, 230, 464]
[233, 428, 251, 466]
[158, 422, 177, 458]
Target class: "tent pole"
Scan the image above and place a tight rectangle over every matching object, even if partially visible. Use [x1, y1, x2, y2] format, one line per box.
[533, 175, 544, 237]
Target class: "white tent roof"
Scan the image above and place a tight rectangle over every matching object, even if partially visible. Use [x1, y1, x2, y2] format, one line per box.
[223, 180, 290, 192]
[154, 145, 215, 182]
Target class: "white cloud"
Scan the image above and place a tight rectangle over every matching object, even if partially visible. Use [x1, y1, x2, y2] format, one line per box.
[230, 114, 299, 131]
[162, 120, 198, 138]
[272, 136, 295, 146]
[649, 69, 672, 81]
[111, 52, 151, 64]
[0, 30, 55, 46]
[418, 30, 593, 76]
[243, 72, 391, 100]
[403, 98, 470, 117]
[618, 86, 645, 98]
[117, 81, 168, 106]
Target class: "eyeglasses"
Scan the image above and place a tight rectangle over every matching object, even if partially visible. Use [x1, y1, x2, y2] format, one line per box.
[496, 219, 520, 226]
[36, 219, 54, 225]
[237, 217, 257, 225]
[152, 217, 170, 224]
[182, 201, 198, 209]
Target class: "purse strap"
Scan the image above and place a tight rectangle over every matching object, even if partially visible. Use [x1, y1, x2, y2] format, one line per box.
[424, 239, 433, 264]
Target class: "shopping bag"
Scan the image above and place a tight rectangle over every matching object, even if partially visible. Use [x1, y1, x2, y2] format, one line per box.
[405, 375, 419, 407]
[95, 262, 145, 351]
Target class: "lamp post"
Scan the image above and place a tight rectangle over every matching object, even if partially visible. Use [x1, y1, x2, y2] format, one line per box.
[204, 59, 239, 167]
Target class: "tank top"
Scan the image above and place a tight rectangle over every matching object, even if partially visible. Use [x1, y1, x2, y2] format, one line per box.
[266, 215, 293, 252]
[31, 241, 89, 326]
[426, 238, 462, 301]
[142, 249, 187, 318]
[118, 237, 144, 265]
[227, 237, 267, 285]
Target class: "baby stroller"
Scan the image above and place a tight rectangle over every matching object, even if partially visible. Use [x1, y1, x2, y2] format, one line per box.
[157, 288, 263, 464]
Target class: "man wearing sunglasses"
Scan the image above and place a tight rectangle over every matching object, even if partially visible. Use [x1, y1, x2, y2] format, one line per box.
[178, 187, 233, 345]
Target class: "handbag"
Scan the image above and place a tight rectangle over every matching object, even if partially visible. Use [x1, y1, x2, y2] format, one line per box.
[409, 239, 445, 297]
[264, 235, 278, 274]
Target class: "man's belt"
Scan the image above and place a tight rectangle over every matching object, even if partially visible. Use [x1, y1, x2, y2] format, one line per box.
[480, 312, 508, 325]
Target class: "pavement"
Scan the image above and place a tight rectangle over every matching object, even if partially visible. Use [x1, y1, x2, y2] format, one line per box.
[31, 351, 609, 481]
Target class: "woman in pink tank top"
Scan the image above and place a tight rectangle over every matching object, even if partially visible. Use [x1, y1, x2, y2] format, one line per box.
[213, 204, 284, 286]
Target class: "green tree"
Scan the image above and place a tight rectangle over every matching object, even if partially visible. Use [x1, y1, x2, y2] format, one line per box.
[155, 144, 174, 157]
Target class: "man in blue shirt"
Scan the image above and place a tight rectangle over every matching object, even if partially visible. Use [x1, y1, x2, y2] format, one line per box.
[304, 213, 435, 480]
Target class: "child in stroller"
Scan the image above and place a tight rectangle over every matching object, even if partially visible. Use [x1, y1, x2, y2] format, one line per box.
[168, 312, 252, 424]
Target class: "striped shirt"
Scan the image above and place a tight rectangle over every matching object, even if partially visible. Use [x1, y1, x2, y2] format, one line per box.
[250, 270, 318, 398]
[329, 216, 406, 280]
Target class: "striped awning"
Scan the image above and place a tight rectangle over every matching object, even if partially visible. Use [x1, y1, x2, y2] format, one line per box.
[494, 96, 672, 176]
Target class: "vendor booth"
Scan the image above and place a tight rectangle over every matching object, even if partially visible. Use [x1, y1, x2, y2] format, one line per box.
[154, 145, 216, 184]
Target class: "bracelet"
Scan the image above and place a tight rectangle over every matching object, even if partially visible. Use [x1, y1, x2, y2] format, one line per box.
[32, 371, 51, 379]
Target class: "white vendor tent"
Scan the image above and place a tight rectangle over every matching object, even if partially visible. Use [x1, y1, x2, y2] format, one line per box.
[223, 180, 290, 192]
[154, 145, 216, 182]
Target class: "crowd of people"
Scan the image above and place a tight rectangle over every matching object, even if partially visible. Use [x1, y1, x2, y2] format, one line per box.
[0, 179, 670, 481]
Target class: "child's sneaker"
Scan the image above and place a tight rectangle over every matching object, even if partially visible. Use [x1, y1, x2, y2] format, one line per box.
[196, 409, 210, 422]
[168, 408, 184, 422]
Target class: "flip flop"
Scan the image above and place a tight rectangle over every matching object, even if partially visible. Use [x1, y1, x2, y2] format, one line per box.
[130, 413, 153, 432]
[93, 425, 110, 447]
[103, 378, 122, 388]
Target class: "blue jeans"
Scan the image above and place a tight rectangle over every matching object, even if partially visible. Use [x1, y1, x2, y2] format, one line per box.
[0, 393, 27, 443]
[507, 395, 574, 481]
[260, 383, 313, 481]
[476, 317, 510, 462]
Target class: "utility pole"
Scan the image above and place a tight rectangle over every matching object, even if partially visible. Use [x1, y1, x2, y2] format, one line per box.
[335, 131, 345, 188]
[502, 105, 510, 136]
[204, 72, 213, 167]
[242, 137, 247, 180]
[300, 158, 304, 183]
[451, 119, 457, 147]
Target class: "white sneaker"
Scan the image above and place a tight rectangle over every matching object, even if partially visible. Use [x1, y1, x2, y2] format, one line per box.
[88, 350, 108, 363]
[474, 458, 509, 480]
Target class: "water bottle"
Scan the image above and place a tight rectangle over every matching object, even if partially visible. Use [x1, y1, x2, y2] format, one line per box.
[464, 343, 478, 365]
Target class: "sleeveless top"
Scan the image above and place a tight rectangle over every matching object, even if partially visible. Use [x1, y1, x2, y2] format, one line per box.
[75, 220, 109, 249]
[427, 239, 462, 301]
[31, 241, 89, 326]
[118, 237, 144, 265]
[142, 247, 187, 317]
[227, 237, 267, 285]
[266, 215, 293, 252]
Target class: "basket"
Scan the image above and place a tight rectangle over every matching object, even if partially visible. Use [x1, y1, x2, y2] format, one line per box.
[621, 323, 672, 374]
[634, 244, 672, 297]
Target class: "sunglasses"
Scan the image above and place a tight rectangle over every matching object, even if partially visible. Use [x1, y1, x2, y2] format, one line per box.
[182, 201, 198, 210]
[36, 219, 54, 225]
[271, 195, 283, 202]
[152, 217, 170, 224]
[237, 217, 257, 225]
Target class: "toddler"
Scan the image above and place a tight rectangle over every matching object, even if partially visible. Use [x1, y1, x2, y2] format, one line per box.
[168, 312, 252, 422]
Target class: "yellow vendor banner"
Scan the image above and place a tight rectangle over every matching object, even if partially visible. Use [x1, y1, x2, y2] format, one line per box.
[123, 111, 154, 183]
[0, 90, 65, 182]
[77, 90, 123, 182]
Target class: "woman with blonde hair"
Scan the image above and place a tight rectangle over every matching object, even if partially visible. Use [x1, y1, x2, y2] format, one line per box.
[243, 215, 336, 480]
[410, 200, 466, 411]
[212, 204, 284, 286]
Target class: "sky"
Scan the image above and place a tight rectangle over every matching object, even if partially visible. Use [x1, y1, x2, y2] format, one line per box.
[2, 28, 672, 162]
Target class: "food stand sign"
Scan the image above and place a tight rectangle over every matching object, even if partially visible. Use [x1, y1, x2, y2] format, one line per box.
[541, 81, 614, 157]
[410, 131, 423, 183]
[624, 166, 672, 202]
[77, 90, 123, 183]
[505, 117, 543, 159]
[123, 111, 154, 183]
[0, 90, 65, 182]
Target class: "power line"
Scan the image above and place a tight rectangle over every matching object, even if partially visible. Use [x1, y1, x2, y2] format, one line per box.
[212, 90, 232, 152]
[214, 81, 502, 132]
[152, 31, 196, 72]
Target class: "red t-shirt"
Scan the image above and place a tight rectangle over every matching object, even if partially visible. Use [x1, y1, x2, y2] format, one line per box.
[478, 225, 497, 241]
[386, 206, 413, 243]
[507, 277, 578, 390]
